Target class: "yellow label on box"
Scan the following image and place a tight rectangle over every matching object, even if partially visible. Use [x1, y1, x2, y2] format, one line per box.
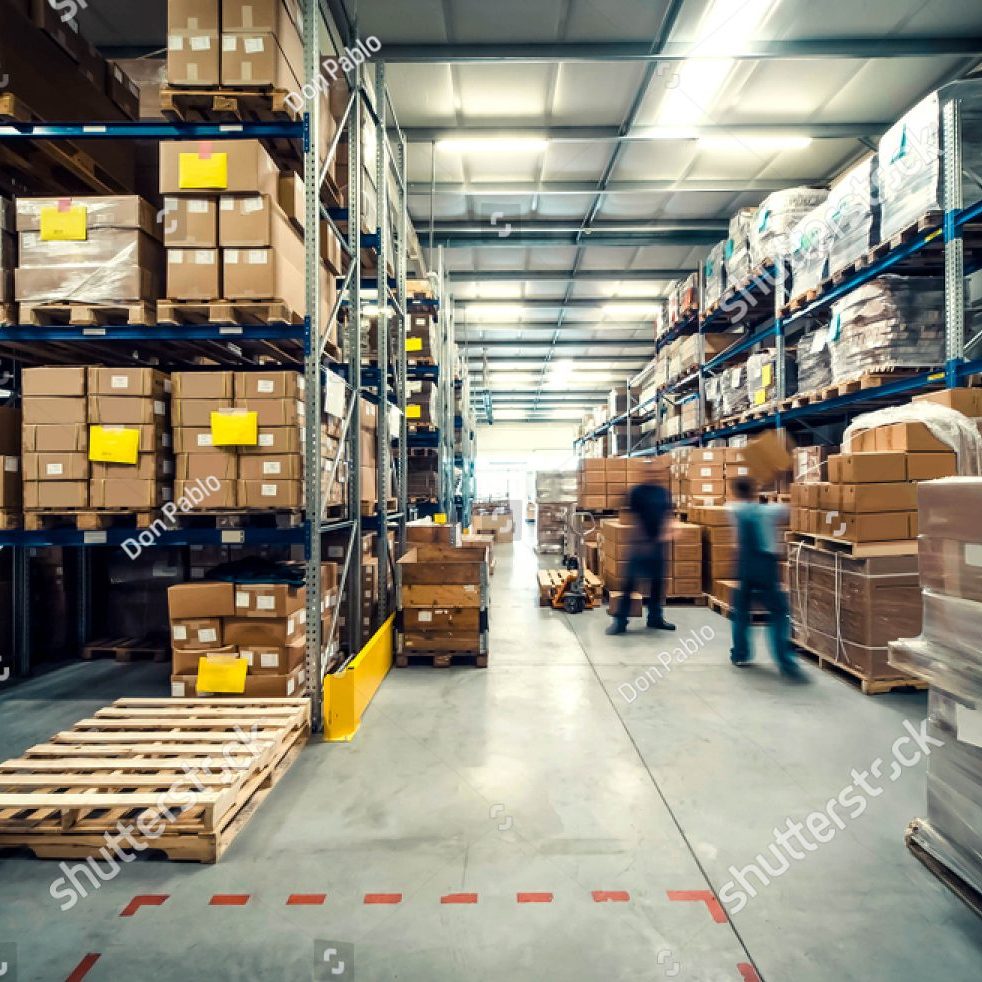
[406, 337, 423, 352]
[434, 513, 448, 525]
[762, 364, 773, 386]
[211, 411, 258, 446]
[754, 388, 767, 406]
[40, 204, 87, 241]
[406, 405, 422, 420]
[88, 426, 140, 465]
[179, 151, 229, 190]
[197, 656, 248, 694]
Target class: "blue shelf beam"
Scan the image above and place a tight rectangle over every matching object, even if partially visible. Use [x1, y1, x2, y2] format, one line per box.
[0, 121, 303, 140]
[0, 325, 306, 343]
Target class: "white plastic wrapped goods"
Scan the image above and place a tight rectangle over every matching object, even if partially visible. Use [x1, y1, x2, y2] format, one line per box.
[796, 329, 832, 392]
[535, 471, 577, 503]
[667, 281, 681, 326]
[828, 275, 944, 382]
[725, 208, 756, 286]
[750, 187, 829, 269]
[878, 82, 982, 243]
[703, 240, 727, 311]
[827, 154, 878, 275]
[789, 205, 832, 299]
[703, 375, 723, 424]
[721, 363, 749, 416]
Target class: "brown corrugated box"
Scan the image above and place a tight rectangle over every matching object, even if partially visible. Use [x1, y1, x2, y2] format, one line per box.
[839, 483, 918, 513]
[221, 30, 302, 90]
[24, 480, 88, 508]
[233, 581, 305, 619]
[168, 580, 235, 619]
[236, 479, 302, 508]
[15, 264, 157, 304]
[88, 368, 170, 398]
[828, 452, 907, 484]
[160, 140, 280, 196]
[173, 399, 233, 427]
[23, 423, 87, 453]
[22, 367, 87, 397]
[91, 479, 171, 509]
[240, 427, 302, 454]
[170, 0, 220, 31]
[88, 395, 168, 426]
[238, 454, 303, 480]
[906, 452, 957, 481]
[91, 455, 173, 482]
[234, 370, 302, 400]
[222, 206, 306, 309]
[913, 387, 982, 417]
[167, 248, 221, 300]
[236, 639, 306, 676]
[175, 478, 236, 508]
[224, 613, 304, 646]
[177, 451, 236, 481]
[235, 398, 304, 426]
[163, 197, 218, 248]
[23, 452, 88, 481]
[171, 617, 224, 651]
[219, 195, 271, 246]
[170, 662, 305, 698]
[172, 372, 235, 400]
[22, 398, 87, 426]
[15, 196, 158, 234]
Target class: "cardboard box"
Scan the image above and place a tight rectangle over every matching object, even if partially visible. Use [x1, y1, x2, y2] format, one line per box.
[23, 423, 87, 453]
[828, 452, 907, 484]
[885, 421, 951, 454]
[235, 398, 303, 426]
[168, 580, 235, 619]
[839, 512, 911, 543]
[24, 480, 88, 509]
[88, 368, 169, 398]
[167, 248, 221, 300]
[234, 370, 302, 400]
[93, 423, 170, 455]
[22, 398, 87, 426]
[176, 450, 237, 481]
[839, 483, 918, 513]
[906, 452, 957, 481]
[670, 578, 703, 597]
[15, 197, 157, 235]
[92, 455, 174, 482]
[224, 614, 304, 646]
[163, 197, 218, 248]
[238, 454, 303, 480]
[221, 30, 302, 90]
[221, 0, 302, 32]
[239, 427, 302, 454]
[237, 479, 302, 508]
[22, 366, 87, 397]
[173, 399, 233, 427]
[175, 478, 236, 508]
[172, 372, 235, 400]
[23, 452, 88, 481]
[608, 592, 643, 617]
[233, 582, 304, 619]
[219, 195, 271, 247]
[160, 140, 280, 196]
[913, 388, 982, 417]
[744, 430, 793, 483]
[89, 395, 168, 426]
[170, 662, 305, 698]
[222, 207, 305, 307]
[91, 479, 170, 509]
[166, 31, 221, 86]
[171, 617, 224, 651]
[236, 639, 306, 676]
[170, 0, 220, 31]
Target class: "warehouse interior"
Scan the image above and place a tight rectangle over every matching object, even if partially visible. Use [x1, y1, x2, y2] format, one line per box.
[1, 1, 982, 980]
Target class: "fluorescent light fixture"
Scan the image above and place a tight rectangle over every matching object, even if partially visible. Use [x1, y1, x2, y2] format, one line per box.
[602, 303, 659, 318]
[698, 135, 812, 151]
[436, 138, 548, 154]
[478, 284, 523, 300]
[605, 282, 667, 298]
[465, 304, 526, 319]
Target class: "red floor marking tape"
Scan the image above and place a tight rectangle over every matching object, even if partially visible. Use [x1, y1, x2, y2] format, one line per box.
[591, 890, 630, 903]
[364, 893, 402, 905]
[65, 953, 100, 982]
[440, 893, 478, 904]
[287, 894, 327, 906]
[209, 894, 251, 906]
[516, 892, 554, 903]
[666, 890, 728, 924]
[738, 964, 762, 982]
[119, 894, 169, 917]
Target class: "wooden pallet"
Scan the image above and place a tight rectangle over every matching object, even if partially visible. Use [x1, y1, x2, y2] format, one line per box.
[786, 531, 918, 559]
[82, 635, 169, 664]
[407, 357, 437, 368]
[174, 509, 304, 530]
[0, 93, 130, 196]
[0, 698, 310, 863]
[24, 510, 157, 532]
[18, 301, 156, 328]
[786, 288, 819, 313]
[157, 300, 303, 327]
[160, 86, 300, 123]
[867, 211, 943, 263]
[794, 639, 927, 696]
[0, 304, 16, 328]
[707, 594, 771, 625]
[396, 650, 488, 669]
[537, 569, 603, 607]
[665, 594, 708, 606]
[0, 511, 21, 531]
[407, 423, 438, 434]
[906, 820, 982, 919]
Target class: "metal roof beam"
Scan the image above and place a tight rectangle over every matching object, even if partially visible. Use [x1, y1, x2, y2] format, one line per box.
[464, 353, 649, 364]
[448, 269, 690, 282]
[382, 38, 982, 62]
[430, 231, 723, 248]
[459, 298, 665, 309]
[413, 179, 819, 196]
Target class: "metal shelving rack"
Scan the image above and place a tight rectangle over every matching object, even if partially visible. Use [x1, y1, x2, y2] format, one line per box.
[576, 82, 982, 458]
[0, 1, 417, 735]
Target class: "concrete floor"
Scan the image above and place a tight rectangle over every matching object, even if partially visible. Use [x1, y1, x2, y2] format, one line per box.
[1, 536, 982, 981]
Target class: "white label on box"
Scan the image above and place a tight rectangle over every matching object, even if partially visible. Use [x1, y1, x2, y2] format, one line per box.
[702, 483, 713, 493]
[731, 366, 742, 386]
[83, 532, 107, 545]
[197, 433, 214, 447]
[172, 682, 186, 697]
[188, 199, 210, 214]
[260, 652, 280, 669]
[111, 375, 129, 390]
[169, 250, 183, 264]
[261, 484, 277, 496]
[700, 467, 712, 478]
[243, 197, 264, 214]
[735, 466, 749, 477]
[239, 649, 254, 666]
[222, 35, 237, 51]
[956, 704, 982, 749]
[965, 544, 982, 569]
[154, 400, 166, 416]
[198, 628, 218, 643]
[236, 591, 250, 608]
[172, 625, 188, 641]
[464, 584, 476, 592]
[168, 34, 184, 51]
[263, 461, 281, 475]
[247, 250, 267, 265]
[257, 596, 276, 611]
[258, 433, 274, 447]
[220, 198, 235, 212]
[47, 463, 64, 476]
[195, 250, 216, 265]
[298, 609, 306, 625]
[287, 615, 296, 635]
[418, 611, 433, 623]
[287, 678, 296, 696]
[226, 249, 240, 264]
[3, 459, 16, 473]
[244, 36, 265, 54]
[191, 568, 205, 580]
[190, 35, 212, 51]
[257, 379, 275, 394]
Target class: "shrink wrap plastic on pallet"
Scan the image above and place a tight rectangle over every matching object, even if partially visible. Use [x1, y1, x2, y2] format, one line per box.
[788, 206, 832, 298]
[749, 187, 828, 269]
[828, 275, 944, 383]
[745, 351, 797, 409]
[844, 407, 982, 476]
[725, 208, 756, 286]
[535, 471, 577, 504]
[878, 81, 982, 243]
[703, 240, 727, 311]
[720, 363, 750, 416]
[796, 329, 833, 393]
[827, 154, 879, 275]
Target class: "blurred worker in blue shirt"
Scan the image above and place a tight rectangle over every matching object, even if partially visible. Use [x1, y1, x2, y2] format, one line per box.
[607, 478, 676, 635]
[728, 477, 805, 680]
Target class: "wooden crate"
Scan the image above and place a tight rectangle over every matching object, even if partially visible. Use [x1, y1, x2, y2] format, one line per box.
[0, 698, 310, 863]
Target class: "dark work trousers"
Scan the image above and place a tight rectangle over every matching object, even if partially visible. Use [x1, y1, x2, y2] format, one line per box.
[615, 542, 666, 625]
[731, 551, 795, 669]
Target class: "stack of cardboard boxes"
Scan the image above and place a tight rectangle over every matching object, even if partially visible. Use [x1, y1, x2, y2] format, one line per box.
[668, 522, 703, 599]
[535, 503, 569, 554]
[172, 370, 308, 510]
[472, 502, 515, 544]
[14, 197, 162, 312]
[682, 448, 749, 509]
[167, 567, 338, 697]
[405, 314, 436, 360]
[407, 381, 437, 427]
[22, 367, 172, 513]
[358, 399, 381, 511]
[577, 457, 671, 512]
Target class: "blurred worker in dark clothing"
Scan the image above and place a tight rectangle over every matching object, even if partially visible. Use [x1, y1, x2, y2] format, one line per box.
[607, 478, 676, 635]
[729, 477, 804, 680]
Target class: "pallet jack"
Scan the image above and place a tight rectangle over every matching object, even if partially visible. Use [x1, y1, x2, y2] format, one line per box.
[550, 511, 598, 614]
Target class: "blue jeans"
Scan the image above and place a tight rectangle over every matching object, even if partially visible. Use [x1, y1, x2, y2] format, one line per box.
[731, 558, 795, 669]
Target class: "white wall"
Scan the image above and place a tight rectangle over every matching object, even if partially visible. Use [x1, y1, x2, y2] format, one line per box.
[474, 424, 580, 503]
[476, 423, 578, 456]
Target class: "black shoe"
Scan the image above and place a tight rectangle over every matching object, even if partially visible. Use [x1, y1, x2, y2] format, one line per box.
[647, 619, 676, 631]
[730, 649, 753, 666]
[606, 621, 628, 636]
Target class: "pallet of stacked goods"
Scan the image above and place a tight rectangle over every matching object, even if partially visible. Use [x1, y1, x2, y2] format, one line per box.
[338, 534, 382, 643]
[888, 478, 982, 910]
[471, 500, 515, 544]
[577, 458, 625, 514]
[14, 196, 162, 326]
[21, 367, 172, 530]
[396, 543, 490, 668]
[534, 470, 577, 554]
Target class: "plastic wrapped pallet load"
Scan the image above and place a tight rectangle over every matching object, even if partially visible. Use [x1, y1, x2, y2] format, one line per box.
[878, 80, 982, 243]
[702, 240, 727, 311]
[826, 154, 879, 276]
[828, 275, 944, 383]
[725, 207, 756, 288]
[796, 329, 833, 393]
[788, 204, 832, 300]
[749, 187, 829, 270]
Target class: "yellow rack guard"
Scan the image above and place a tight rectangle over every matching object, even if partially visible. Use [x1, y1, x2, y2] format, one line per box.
[324, 614, 393, 742]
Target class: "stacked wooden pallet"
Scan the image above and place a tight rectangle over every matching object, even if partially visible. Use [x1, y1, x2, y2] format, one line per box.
[0, 698, 309, 863]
